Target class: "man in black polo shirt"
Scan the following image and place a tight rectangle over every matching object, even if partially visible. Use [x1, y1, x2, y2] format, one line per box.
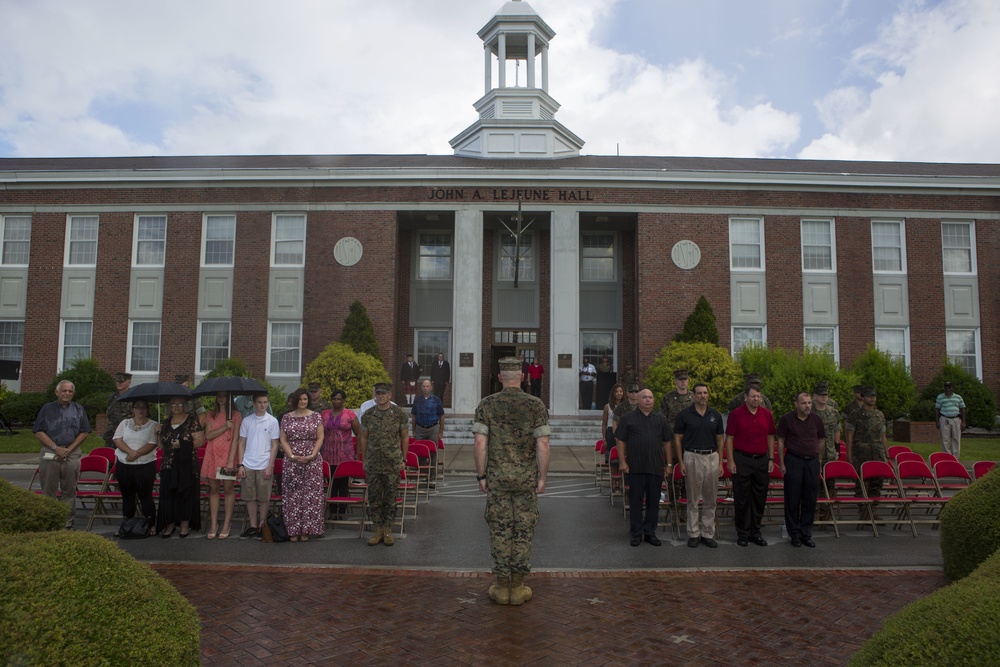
[777, 391, 826, 548]
[616, 389, 673, 547]
[673, 383, 725, 548]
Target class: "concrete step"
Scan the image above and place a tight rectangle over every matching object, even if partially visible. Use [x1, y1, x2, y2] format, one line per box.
[439, 415, 603, 447]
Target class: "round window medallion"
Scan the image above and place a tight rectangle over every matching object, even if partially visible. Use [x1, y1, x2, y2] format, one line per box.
[334, 237, 363, 267]
[671, 240, 701, 270]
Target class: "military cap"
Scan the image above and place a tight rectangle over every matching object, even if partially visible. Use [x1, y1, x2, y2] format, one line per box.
[373, 382, 392, 394]
[627, 383, 640, 392]
[852, 384, 864, 394]
[114, 372, 132, 382]
[174, 374, 189, 384]
[812, 381, 829, 395]
[308, 382, 321, 391]
[943, 381, 953, 387]
[498, 356, 522, 372]
[673, 369, 689, 380]
[860, 386, 876, 397]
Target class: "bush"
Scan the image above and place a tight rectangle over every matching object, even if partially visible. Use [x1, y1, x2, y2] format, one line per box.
[0, 392, 50, 426]
[302, 342, 390, 409]
[77, 391, 112, 426]
[849, 548, 1000, 666]
[45, 357, 115, 399]
[918, 362, 997, 429]
[0, 478, 68, 534]
[940, 465, 1000, 581]
[196, 357, 287, 417]
[0, 531, 200, 667]
[673, 296, 719, 345]
[850, 346, 916, 422]
[738, 344, 858, 417]
[645, 341, 743, 412]
[340, 300, 381, 363]
[908, 398, 936, 422]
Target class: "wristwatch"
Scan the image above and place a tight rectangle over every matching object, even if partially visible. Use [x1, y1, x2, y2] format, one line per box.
[476, 473, 487, 481]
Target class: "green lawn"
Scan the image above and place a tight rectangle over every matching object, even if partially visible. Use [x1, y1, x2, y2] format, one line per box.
[0, 431, 105, 455]
[892, 438, 999, 462]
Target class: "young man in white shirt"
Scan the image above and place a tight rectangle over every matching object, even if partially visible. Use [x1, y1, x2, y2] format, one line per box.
[236, 393, 280, 539]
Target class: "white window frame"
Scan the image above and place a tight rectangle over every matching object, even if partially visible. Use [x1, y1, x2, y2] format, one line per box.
[581, 330, 617, 370]
[729, 216, 765, 271]
[64, 215, 99, 267]
[267, 321, 302, 376]
[498, 230, 535, 282]
[0, 215, 31, 267]
[127, 320, 162, 374]
[414, 329, 452, 371]
[271, 214, 306, 267]
[946, 328, 981, 379]
[941, 220, 976, 276]
[201, 214, 236, 267]
[416, 231, 453, 281]
[0, 320, 25, 362]
[133, 215, 167, 268]
[871, 219, 906, 274]
[800, 218, 836, 273]
[874, 327, 910, 366]
[580, 232, 617, 282]
[197, 321, 232, 375]
[731, 325, 766, 357]
[804, 326, 839, 364]
[58, 320, 93, 371]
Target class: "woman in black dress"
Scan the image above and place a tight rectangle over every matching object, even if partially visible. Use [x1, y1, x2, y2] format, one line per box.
[157, 396, 205, 538]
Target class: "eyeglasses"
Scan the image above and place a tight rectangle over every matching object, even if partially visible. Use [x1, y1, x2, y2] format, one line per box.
[169, 402, 185, 407]
[627, 390, 639, 393]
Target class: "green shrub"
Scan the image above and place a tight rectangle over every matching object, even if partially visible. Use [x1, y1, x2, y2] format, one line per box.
[849, 548, 1000, 666]
[303, 341, 390, 409]
[738, 344, 858, 417]
[850, 346, 915, 422]
[673, 296, 719, 345]
[77, 391, 112, 426]
[196, 357, 286, 417]
[940, 465, 1000, 581]
[0, 391, 50, 425]
[45, 357, 115, 399]
[0, 478, 68, 534]
[340, 300, 382, 363]
[918, 362, 997, 429]
[645, 341, 743, 412]
[0, 531, 200, 667]
[908, 398, 936, 422]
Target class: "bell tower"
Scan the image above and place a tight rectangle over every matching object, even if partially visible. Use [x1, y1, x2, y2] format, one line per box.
[450, 0, 584, 158]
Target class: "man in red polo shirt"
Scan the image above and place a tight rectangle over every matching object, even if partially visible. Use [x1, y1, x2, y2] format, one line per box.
[725, 386, 776, 547]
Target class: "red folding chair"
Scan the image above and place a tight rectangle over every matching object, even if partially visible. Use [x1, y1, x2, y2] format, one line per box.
[929, 452, 959, 467]
[860, 460, 916, 537]
[896, 459, 947, 532]
[406, 442, 432, 501]
[325, 460, 367, 535]
[820, 460, 877, 537]
[973, 461, 996, 479]
[887, 445, 912, 460]
[893, 451, 924, 467]
[933, 460, 972, 495]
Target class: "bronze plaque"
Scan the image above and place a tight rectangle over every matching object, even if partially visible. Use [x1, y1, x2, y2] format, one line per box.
[557, 353, 573, 369]
[459, 352, 474, 367]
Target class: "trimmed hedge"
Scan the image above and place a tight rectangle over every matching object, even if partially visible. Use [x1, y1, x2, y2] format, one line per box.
[0, 531, 200, 667]
[849, 548, 1000, 666]
[940, 465, 1000, 581]
[645, 341, 743, 413]
[0, 478, 68, 534]
[918, 362, 997, 429]
[0, 391, 50, 426]
[303, 341, 391, 409]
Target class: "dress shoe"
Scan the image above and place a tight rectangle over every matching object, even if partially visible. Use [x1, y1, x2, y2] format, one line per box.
[630, 536, 641, 547]
[700, 536, 718, 548]
[790, 537, 802, 548]
[644, 534, 662, 547]
[750, 535, 768, 547]
[687, 537, 699, 548]
[802, 538, 817, 548]
[737, 537, 748, 547]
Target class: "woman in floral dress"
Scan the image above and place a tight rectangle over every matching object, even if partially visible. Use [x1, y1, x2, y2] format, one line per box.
[279, 388, 325, 541]
[320, 389, 361, 498]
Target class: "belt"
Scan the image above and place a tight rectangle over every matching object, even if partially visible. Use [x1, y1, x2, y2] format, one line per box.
[736, 451, 767, 459]
[785, 451, 816, 461]
[941, 414, 960, 418]
[416, 422, 439, 428]
[685, 449, 715, 455]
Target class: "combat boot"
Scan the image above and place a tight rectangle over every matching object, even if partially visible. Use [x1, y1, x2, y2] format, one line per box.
[367, 526, 384, 546]
[508, 573, 532, 606]
[488, 575, 510, 605]
[382, 525, 395, 546]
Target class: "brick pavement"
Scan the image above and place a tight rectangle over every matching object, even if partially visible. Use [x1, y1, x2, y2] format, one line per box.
[153, 564, 947, 666]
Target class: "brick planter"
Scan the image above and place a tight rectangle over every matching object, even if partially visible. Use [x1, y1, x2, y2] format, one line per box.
[892, 419, 939, 444]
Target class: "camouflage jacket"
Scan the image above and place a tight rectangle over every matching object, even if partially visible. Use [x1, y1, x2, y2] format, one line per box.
[472, 387, 550, 493]
[660, 391, 694, 432]
[845, 407, 886, 450]
[816, 404, 841, 461]
[103, 392, 133, 445]
[361, 405, 408, 474]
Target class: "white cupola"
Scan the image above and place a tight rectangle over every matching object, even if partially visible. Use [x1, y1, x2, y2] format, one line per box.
[450, 0, 584, 158]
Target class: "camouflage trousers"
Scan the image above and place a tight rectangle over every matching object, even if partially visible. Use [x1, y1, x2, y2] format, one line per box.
[852, 444, 888, 499]
[366, 471, 397, 528]
[485, 490, 539, 577]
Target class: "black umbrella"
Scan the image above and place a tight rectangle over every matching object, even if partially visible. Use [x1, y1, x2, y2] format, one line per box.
[192, 376, 268, 419]
[115, 381, 192, 403]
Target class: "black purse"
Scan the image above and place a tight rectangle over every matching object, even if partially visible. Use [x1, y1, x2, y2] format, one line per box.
[119, 516, 151, 539]
[264, 510, 289, 543]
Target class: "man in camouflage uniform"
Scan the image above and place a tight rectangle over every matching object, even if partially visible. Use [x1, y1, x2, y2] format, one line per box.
[358, 382, 408, 546]
[473, 357, 551, 606]
[842, 385, 864, 423]
[844, 386, 888, 506]
[660, 370, 693, 501]
[812, 381, 841, 518]
[103, 372, 133, 447]
[307, 382, 333, 413]
[728, 374, 773, 412]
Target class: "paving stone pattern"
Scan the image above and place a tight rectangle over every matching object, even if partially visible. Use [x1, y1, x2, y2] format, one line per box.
[153, 565, 947, 666]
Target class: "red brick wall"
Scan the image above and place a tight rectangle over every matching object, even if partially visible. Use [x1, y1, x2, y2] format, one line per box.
[977, 218, 1000, 397]
[764, 215, 804, 351]
[836, 217, 876, 367]
[159, 212, 201, 380]
[22, 213, 65, 390]
[906, 219, 946, 388]
[91, 212, 133, 374]
[231, 211, 271, 377]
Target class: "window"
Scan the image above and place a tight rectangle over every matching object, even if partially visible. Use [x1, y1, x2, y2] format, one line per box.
[129, 321, 161, 372]
[730, 217, 764, 270]
[942, 221, 975, 274]
[732, 326, 765, 356]
[66, 216, 99, 266]
[203, 215, 236, 266]
[0, 321, 24, 361]
[417, 233, 452, 280]
[135, 215, 167, 266]
[801, 219, 834, 271]
[499, 232, 534, 281]
[946, 329, 980, 378]
[871, 220, 905, 272]
[415, 329, 450, 370]
[494, 330, 537, 345]
[269, 322, 301, 374]
[198, 321, 231, 374]
[581, 331, 615, 366]
[804, 327, 837, 362]
[581, 233, 616, 281]
[875, 328, 909, 364]
[1, 215, 31, 265]
[272, 214, 306, 266]
[61, 321, 92, 369]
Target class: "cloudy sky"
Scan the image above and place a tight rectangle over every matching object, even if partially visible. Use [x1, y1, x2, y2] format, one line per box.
[0, 0, 997, 162]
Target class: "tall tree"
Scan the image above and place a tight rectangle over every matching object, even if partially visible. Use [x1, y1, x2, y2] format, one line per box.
[673, 296, 719, 346]
[339, 300, 381, 363]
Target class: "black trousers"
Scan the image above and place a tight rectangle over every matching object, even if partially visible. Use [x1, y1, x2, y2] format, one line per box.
[530, 378, 542, 397]
[115, 460, 156, 522]
[783, 452, 820, 539]
[627, 472, 663, 539]
[733, 450, 769, 539]
[579, 380, 594, 409]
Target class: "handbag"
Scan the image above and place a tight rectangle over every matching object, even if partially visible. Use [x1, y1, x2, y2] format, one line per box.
[119, 516, 151, 539]
[265, 510, 289, 543]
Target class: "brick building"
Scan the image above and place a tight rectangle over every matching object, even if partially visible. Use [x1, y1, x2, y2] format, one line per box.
[1, 0, 998, 415]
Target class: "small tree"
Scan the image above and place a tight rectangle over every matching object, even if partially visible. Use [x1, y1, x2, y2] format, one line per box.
[918, 361, 997, 429]
[673, 296, 719, 346]
[45, 357, 115, 399]
[850, 345, 916, 423]
[302, 342, 390, 409]
[737, 344, 858, 417]
[645, 341, 743, 412]
[340, 300, 381, 363]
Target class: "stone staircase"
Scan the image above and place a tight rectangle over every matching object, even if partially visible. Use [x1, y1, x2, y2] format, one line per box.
[440, 414, 603, 448]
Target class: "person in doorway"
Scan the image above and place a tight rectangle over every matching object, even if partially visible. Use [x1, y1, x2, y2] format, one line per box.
[527, 358, 544, 398]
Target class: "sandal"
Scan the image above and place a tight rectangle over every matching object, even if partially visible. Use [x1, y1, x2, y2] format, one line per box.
[207, 528, 218, 540]
[289, 536, 299, 542]
[161, 528, 175, 539]
[218, 528, 230, 540]
[300, 536, 309, 543]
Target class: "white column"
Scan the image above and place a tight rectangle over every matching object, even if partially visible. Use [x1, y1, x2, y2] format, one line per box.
[550, 208, 580, 416]
[498, 33, 506, 88]
[484, 44, 492, 95]
[541, 45, 549, 92]
[452, 209, 484, 415]
[526, 33, 536, 88]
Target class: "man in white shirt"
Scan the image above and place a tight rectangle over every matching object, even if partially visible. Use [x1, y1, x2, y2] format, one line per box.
[579, 357, 597, 409]
[236, 393, 280, 539]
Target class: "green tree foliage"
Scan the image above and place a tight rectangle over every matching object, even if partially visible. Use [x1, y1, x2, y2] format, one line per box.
[940, 466, 1000, 581]
[917, 361, 996, 429]
[850, 346, 916, 422]
[302, 342, 390, 409]
[0, 478, 68, 533]
[645, 341, 743, 412]
[340, 300, 381, 363]
[197, 357, 286, 416]
[673, 296, 719, 345]
[737, 344, 858, 417]
[45, 357, 114, 399]
[0, 392, 52, 425]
